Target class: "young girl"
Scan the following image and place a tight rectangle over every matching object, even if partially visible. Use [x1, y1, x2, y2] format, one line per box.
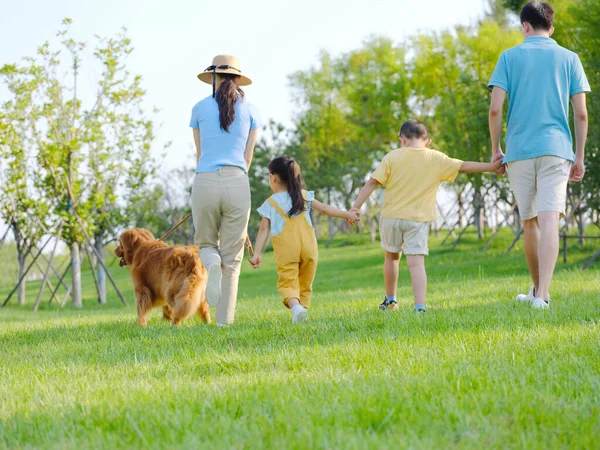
[250, 156, 359, 323]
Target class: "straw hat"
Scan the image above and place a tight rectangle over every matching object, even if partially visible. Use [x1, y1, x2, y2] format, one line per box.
[197, 55, 252, 86]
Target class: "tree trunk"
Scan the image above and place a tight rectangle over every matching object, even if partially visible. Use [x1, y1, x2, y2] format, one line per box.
[370, 217, 377, 244]
[17, 250, 26, 305]
[577, 209, 585, 246]
[71, 242, 82, 308]
[12, 223, 26, 305]
[474, 189, 484, 240]
[327, 190, 334, 240]
[95, 233, 107, 304]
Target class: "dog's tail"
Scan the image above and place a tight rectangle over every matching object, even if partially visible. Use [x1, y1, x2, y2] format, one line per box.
[180, 250, 210, 323]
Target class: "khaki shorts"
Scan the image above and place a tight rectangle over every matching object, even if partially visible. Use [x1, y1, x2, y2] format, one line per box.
[506, 156, 571, 221]
[380, 219, 429, 255]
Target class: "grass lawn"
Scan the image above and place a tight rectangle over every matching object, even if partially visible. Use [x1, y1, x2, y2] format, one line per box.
[0, 231, 599, 449]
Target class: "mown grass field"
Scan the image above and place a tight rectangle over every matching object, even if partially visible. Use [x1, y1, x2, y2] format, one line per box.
[1, 231, 599, 449]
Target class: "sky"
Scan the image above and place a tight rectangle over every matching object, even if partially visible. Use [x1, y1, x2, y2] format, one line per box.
[0, 0, 488, 171]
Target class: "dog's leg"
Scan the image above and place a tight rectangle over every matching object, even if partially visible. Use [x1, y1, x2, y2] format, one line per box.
[162, 305, 173, 321]
[135, 287, 153, 327]
[197, 297, 211, 324]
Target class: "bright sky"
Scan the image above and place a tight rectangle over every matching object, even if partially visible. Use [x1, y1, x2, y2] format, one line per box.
[1, 0, 488, 171]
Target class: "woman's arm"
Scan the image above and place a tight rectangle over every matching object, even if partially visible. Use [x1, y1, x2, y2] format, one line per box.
[311, 200, 359, 223]
[244, 129, 259, 171]
[193, 128, 201, 164]
[250, 216, 270, 268]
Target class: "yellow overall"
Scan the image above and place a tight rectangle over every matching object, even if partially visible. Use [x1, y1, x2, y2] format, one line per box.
[267, 197, 318, 309]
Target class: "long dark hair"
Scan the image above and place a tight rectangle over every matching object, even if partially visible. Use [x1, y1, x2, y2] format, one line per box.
[268, 156, 305, 218]
[215, 74, 244, 132]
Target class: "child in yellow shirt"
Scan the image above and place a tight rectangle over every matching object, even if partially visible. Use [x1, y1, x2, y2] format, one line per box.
[352, 120, 501, 312]
[250, 156, 359, 323]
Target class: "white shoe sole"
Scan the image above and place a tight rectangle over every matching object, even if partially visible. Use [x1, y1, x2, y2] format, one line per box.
[206, 265, 222, 307]
[292, 310, 308, 324]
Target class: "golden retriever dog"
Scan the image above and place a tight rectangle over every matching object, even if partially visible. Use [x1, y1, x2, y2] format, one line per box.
[114, 228, 210, 326]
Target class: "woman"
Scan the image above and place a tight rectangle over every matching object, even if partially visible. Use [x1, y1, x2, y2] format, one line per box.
[190, 54, 260, 326]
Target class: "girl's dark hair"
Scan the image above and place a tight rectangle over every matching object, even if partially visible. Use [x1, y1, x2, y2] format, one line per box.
[268, 156, 305, 218]
[216, 74, 244, 132]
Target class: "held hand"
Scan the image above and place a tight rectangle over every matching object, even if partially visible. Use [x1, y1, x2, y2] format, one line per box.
[491, 147, 506, 176]
[345, 208, 361, 224]
[250, 254, 262, 269]
[569, 160, 585, 183]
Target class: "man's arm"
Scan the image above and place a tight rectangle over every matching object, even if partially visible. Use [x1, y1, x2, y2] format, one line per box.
[489, 86, 507, 174]
[352, 178, 382, 211]
[570, 93, 588, 182]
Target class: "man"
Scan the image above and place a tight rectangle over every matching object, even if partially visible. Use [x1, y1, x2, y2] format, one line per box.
[489, 1, 590, 309]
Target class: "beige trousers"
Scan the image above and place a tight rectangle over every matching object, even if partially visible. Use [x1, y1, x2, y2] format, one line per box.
[191, 167, 251, 324]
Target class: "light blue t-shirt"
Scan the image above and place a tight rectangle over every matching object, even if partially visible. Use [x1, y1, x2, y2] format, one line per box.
[189, 95, 261, 173]
[257, 191, 315, 236]
[488, 37, 590, 164]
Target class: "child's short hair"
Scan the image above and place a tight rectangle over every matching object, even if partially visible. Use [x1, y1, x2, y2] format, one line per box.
[520, 2, 554, 31]
[399, 119, 429, 140]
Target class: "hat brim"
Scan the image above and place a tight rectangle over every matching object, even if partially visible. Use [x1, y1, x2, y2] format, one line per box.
[198, 70, 252, 86]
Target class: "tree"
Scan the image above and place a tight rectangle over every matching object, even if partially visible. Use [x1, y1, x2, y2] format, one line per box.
[1, 19, 159, 307]
[411, 22, 521, 238]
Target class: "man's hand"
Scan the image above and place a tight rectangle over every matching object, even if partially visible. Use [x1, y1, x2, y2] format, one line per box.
[569, 160, 585, 183]
[250, 253, 262, 269]
[491, 147, 506, 175]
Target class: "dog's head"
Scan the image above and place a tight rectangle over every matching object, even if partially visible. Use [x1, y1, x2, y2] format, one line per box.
[114, 228, 155, 267]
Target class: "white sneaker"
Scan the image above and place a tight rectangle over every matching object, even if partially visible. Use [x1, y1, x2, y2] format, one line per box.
[516, 286, 536, 303]
[291, 305, 308, 324]
[206, 265, 222, 307]
[532, 298, 550, 309]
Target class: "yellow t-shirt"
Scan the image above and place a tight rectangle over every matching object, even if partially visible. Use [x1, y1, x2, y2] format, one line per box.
[371, 147, 463, 222]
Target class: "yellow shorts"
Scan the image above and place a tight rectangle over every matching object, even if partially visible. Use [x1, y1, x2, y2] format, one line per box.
[380, 219, 429, 255]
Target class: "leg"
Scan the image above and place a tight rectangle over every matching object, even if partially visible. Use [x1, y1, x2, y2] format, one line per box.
[216, 172, 251, 325]
[135, 287, 153, 327]
[406, 255, 427, 307]
[277, 260, 301, 309]
[506, 159, 538, 292]
[298, 251, 318, 309]
[162, 305, 173, 321]
[536, 211, 560, 300]
[197, 289, 211, 324]
[522, 218, 540, 292]
[192, 173, 223, 307]
[534, 156, 571, 302]
[384, 251, 401, 298]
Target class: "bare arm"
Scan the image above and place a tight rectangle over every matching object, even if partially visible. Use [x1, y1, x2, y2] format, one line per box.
[570, 92, 588, 182]
[250, 217, 270, 268]
[459, 161, 502, 174]
[311, 199, 358, 222]
[489, 87, 507, 174]
[192, 128, 201, 164]
[244, 128, 259, 171]
[352, 178, 381, 211]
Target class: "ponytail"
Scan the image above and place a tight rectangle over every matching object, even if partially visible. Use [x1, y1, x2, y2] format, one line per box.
[268, 156, 305, 217]
[215, 74, 244, 132]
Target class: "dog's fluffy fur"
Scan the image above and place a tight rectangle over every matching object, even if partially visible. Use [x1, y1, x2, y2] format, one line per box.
[115, 228, 210, 326]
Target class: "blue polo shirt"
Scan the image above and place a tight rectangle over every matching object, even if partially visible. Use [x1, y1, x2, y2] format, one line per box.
[190, 95, 261, 173]
[488, 37, 590, 163]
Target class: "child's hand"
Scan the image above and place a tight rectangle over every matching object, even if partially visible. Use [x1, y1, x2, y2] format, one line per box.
[492, 159, 504, 175]
[250, 253, 262, 269]
[345, 209, 361, 224]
